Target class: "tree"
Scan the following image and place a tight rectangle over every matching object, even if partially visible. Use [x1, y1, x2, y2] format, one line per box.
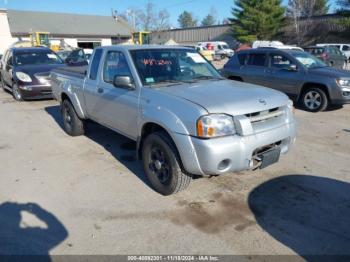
[230, 0, 285, 44]
[286, 0, 329, 45]
[335, 0, 350, 35]
[201, 14, 216, 26]
[155, 10, 171, 31]
[122, 1, 171, 31]
[178, 11, 198, 28]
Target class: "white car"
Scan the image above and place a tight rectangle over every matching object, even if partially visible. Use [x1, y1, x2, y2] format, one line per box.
[317, 43, 350, 61]
[252, 41, 303, 51]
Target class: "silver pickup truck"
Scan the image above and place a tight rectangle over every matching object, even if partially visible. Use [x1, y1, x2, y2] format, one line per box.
[51, 45, 297, 195]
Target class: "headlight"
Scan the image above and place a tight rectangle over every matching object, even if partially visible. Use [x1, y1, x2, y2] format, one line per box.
[197, 114, 236, 138]
[16, 72, 32, 83]
[336, 79, 350, 87]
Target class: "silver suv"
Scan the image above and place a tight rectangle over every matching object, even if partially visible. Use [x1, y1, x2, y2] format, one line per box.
[222, 48, 350, 112]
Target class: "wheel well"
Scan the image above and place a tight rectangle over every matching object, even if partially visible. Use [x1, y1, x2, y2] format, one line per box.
[61, 93, 70, 102]
[138, 123, 173, 159]
[228, 76, 243, 82]
[299, 83, 329, 101]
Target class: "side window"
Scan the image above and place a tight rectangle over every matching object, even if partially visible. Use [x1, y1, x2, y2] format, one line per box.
[247, 53, 266, 67]
[89, 49, 103, 80]
[103, 51, 132, 84]
[343, 45, 350, 51]
[270, 54, 294, 69]
[237, 53, 248, 65]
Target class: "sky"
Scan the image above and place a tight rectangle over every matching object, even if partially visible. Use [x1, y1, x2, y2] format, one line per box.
[0, 0, 338, 27]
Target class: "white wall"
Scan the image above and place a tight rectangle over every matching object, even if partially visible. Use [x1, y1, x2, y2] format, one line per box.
[0, 11, 16, 54]
[63, 38, 78, 48]
[101, 38, 112, 46]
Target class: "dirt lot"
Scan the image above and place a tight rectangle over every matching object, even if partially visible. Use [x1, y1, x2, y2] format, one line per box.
[0, 88, 349, 259]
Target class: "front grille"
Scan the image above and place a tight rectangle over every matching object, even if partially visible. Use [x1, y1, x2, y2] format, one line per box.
[245, 107, 284, 123]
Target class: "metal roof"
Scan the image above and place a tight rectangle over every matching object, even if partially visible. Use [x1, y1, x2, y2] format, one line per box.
[7, 9, 132, 37]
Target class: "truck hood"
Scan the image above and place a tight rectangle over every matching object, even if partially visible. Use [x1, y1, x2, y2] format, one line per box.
[308, 67, 350, 78]
[160, 80, 289, 115]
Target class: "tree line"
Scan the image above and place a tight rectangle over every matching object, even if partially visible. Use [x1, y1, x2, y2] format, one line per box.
[119, 0, 350, 44]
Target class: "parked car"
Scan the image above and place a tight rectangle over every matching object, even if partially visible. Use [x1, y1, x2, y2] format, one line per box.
[304, 46, 347, 69]
[198, 41, 234, 59]
[0, 47, 65, 101]
[222, 48, 350, 112]
[317, 43, 350, 61]
[50, 45, 296, 195]
[57, 48, 88, 66]
[253, 41, 303, 51]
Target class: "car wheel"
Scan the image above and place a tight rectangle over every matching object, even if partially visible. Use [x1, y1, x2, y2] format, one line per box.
[12, 84, 23, 101]
[301, 88, 328, 112]
[220, 54, 226, 60]
[142, 131, 191, 195]
[61, 99, 85, 136]
[0, 74, 5, 90]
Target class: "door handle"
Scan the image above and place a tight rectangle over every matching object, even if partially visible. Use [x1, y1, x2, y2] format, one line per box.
[97, 87, 104, 94]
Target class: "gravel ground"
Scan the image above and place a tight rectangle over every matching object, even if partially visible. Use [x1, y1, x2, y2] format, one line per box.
[0, 86, 349, 259]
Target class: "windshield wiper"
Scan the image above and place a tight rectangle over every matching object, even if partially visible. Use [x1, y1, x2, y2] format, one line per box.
[192, 76, 225, 81]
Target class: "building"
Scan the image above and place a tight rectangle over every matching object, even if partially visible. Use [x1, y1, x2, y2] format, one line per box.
[151, 24, 238, 47]
[0, 9, 132, 54]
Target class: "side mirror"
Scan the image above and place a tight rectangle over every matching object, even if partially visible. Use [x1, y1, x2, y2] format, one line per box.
[113, 75, 135, 90]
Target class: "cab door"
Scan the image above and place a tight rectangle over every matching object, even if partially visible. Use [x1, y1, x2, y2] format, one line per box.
[265, 53, 301, 95]
[84, 50, 139, 140]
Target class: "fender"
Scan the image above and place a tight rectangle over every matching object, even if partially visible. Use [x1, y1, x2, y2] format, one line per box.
[61, 80, 87, 119]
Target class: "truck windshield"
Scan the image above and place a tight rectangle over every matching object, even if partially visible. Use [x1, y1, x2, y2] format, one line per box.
[130, 49, 221, 86]
[14, 51, 63, 66]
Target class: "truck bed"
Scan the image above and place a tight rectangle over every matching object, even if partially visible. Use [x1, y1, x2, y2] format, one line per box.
[53, 65, 88, 79]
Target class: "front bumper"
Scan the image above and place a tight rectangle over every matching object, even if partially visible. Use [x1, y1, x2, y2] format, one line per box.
[18, 84, 53, 100]
[173, 120, 297, 176]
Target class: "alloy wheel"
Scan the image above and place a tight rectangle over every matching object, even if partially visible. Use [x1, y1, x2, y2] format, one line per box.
[148, 145, 171, 185]
[304, 91, 322, 110]
[12, 85, 22, 101]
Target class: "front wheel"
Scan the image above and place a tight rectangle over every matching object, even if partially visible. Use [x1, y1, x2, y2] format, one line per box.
[301, 88, 328, 112]
[12, 84, 23, 101]
[142, 131, 191, 195]
[61, 99, 85, 136]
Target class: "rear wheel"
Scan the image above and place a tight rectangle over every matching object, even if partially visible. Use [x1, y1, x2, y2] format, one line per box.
[61, 99, 85, 136]
[301, 87, 328, 112]
[142, 131, 191, 195]
[12, 84, 23, 101]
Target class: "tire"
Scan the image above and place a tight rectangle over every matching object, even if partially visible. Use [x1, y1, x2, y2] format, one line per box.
[12, 84, 23, 101]
[0, 74, 5, 91]
[220, 54, 226, 60]
[61, 99, 85, 136]
[142, 131, 191, 195]
[301, 87, 328, 112]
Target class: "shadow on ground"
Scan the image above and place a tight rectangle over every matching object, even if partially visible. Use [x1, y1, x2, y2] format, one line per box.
[248, 175, 350, 261]
[45, 105, 151, 190]
[0, 202, 68, 260]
